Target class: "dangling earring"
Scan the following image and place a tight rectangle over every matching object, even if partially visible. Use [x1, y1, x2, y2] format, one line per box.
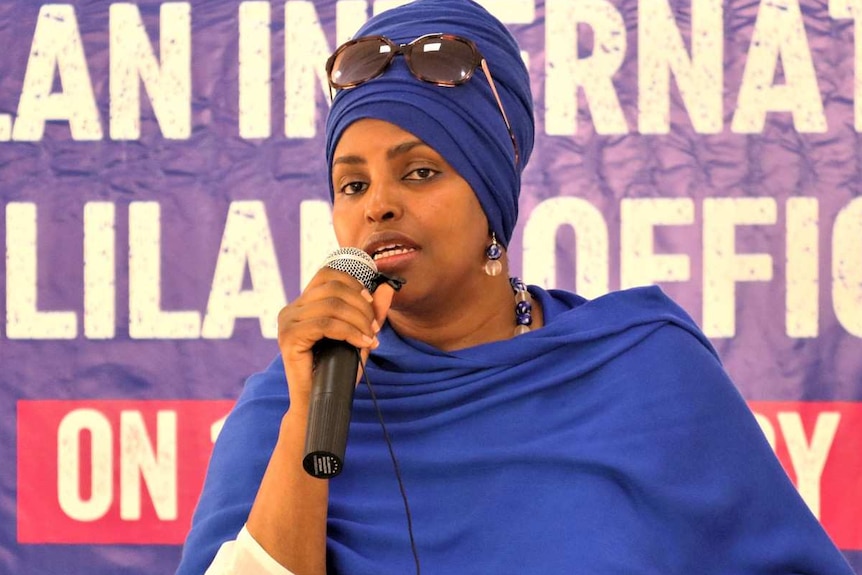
[484, 232, 503, 276]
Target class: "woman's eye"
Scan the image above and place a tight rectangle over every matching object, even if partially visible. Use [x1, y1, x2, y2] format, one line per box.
[339, 181, 368, 195]
[405, 167, 439, 181]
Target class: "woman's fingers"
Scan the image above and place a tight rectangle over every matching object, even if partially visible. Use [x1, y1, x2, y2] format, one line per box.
[280, 272, 377, 347]
[277, 269, 381, 399]
[285, 297, 376, 350]
[278, 268, 400, 403]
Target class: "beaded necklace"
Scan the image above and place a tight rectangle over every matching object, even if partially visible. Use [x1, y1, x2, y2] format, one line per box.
[509, 277, 532, 335]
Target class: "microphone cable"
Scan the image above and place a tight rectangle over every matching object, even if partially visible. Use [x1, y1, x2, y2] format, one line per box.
[357, 352, 421, 575]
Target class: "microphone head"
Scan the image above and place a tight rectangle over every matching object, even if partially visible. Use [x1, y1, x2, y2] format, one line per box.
[322, 247, 379, 292]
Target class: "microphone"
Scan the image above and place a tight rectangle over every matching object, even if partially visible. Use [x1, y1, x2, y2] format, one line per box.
[302, 247, 384, 479]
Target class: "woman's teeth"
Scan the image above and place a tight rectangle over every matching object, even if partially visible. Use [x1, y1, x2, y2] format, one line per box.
[373, 247, 413, 260]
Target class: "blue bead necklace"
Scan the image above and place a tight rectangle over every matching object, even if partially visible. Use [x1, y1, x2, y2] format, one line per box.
[510, 277, 532, 335]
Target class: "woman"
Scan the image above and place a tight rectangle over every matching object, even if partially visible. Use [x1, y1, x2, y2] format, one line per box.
[176, 1, 854, 574]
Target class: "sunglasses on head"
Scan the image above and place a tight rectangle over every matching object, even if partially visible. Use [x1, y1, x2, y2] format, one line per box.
[326, 33, 520, 167]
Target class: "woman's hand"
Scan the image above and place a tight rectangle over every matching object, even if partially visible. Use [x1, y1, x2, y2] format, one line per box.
[277, 267, 395, 410]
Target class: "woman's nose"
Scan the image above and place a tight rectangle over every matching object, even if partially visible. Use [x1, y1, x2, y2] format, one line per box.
[364, 182, 403, 223]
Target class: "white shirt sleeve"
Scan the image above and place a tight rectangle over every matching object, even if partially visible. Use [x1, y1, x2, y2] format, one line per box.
[205, 524, 297, 575]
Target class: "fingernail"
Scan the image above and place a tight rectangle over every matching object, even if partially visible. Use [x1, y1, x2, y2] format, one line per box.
[371, 319, 381, 333]
[361, 289, 373, 303]
[371, 336, 380, 349]
[362, 334, 374, 347]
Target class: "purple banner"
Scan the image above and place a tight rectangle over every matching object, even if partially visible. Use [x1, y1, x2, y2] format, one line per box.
[1, 1, 860, 573]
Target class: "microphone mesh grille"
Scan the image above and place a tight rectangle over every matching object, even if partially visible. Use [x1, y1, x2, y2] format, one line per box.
[322, 247, 379, 292]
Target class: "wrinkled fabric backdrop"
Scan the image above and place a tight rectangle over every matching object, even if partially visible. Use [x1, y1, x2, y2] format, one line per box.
[1, 1, 860, 573]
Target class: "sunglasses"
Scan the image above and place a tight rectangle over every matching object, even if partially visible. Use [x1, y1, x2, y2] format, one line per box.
[326, 33, 520, 167]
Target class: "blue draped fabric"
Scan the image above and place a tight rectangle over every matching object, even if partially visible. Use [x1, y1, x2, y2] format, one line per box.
[176, 286, 852, 574]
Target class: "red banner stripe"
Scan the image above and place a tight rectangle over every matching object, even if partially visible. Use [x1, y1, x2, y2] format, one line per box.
[17, 400, 234, 544]
[17, 400, 862, 549]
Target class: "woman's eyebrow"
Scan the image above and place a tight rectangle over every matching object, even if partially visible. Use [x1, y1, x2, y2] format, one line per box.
[333, 140, 429, 167]
[332, 154, 365, 166]
[387, 140, 427, 159]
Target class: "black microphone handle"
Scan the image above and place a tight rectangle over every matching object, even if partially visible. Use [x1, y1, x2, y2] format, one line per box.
[302, 337, 360, 478]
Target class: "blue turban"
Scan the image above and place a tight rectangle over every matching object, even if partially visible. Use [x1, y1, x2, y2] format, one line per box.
[324, 0, 535, 246]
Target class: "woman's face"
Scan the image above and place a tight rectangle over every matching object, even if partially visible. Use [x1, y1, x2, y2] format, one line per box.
[331, 118, 491, 308]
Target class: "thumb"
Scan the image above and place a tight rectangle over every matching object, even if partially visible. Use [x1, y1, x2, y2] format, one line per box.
[372, 283, 395, 325]
[355, 283, 396, 386]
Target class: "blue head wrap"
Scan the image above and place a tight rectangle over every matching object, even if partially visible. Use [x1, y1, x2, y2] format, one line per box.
[325, 0, 535, 246]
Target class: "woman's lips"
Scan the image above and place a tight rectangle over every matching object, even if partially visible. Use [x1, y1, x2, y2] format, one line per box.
[363, 233, 420, 272]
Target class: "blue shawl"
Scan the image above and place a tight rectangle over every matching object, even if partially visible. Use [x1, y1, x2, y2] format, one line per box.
[176, 286, 852, 574]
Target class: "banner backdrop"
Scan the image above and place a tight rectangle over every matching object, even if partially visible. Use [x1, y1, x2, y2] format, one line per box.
[1, 0, 860, 573]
